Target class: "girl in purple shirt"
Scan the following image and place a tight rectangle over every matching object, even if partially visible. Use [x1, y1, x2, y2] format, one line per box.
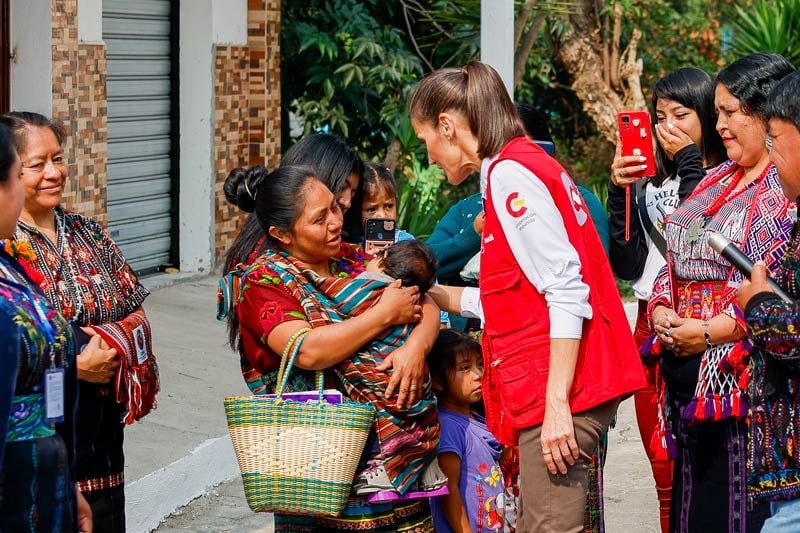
[427, 330, 506, 532]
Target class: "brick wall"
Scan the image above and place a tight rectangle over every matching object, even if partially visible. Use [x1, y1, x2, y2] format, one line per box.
[213, 0, 281, 263]
[51, 0, 108, 224]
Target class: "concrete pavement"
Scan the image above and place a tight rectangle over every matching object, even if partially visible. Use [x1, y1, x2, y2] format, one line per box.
[155, 396, 659, 533]
[131, 278, 660, 532]
[124, 274, 249, 532]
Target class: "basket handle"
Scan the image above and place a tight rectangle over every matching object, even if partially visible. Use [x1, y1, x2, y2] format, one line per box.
[274, 328, 325, 402]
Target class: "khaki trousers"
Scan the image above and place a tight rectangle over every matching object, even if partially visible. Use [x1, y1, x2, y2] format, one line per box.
[517, 398, 620, 533]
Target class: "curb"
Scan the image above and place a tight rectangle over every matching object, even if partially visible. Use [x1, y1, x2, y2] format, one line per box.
[126, 435, 239, 532]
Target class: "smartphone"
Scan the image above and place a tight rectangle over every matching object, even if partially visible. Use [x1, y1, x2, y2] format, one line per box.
[617, 111, 656, 179]
[364, 218, 396, 255]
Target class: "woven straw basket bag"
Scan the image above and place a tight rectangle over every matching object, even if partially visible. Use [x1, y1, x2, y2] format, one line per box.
[224, 330, 374, 516]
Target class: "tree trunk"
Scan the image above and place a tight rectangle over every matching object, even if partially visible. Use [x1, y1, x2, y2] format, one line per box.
[514, 12, 547, 86]
[558, 33, 621, 143]
[556, 7, 646, 145]
[384, 137, 403, 173]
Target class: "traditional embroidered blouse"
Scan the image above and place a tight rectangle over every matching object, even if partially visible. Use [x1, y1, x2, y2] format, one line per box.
[15, 208, 149, 325]
[745, 216, 800, 501]
[14, 208, 152, 493]
[0, 245, 76, 529]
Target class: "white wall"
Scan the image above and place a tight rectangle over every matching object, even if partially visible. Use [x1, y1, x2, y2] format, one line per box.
[179, 0, 249, 272]
[77, 0, 103, 43]
[212, 0, 248, 45]
[10, 0, 52, 115]
[480, 0, 514, 97]
[179, 0, 216, 272]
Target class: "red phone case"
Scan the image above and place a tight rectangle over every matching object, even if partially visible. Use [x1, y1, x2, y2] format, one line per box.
[617, 111, 656, 178]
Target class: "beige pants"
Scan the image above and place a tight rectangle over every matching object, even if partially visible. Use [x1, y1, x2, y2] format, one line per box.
[517, 398, 619, 533]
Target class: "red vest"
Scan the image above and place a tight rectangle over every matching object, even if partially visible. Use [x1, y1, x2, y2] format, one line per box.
[480, 137, 645, 445]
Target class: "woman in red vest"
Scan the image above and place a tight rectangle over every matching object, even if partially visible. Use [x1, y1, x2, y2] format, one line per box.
[414, 61, 645, 532]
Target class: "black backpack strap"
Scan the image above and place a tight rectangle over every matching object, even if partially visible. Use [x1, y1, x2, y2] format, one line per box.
[636, 180, 668, 259]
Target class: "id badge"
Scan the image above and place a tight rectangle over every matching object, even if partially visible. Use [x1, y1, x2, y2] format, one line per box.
[44, 368, 65, 423]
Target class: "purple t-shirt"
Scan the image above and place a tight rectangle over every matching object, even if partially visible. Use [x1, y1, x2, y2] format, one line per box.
[431, 408, 505, 533]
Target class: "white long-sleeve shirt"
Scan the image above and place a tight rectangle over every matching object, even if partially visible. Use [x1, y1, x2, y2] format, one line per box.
[459, 156, 592, 339]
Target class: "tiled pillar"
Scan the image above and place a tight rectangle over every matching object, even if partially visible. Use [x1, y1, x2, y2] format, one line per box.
[51, 0, 108, 224]
[212, 0, 281, 263]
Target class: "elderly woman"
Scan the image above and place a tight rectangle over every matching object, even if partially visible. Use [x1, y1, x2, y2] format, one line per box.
[3, 111, 158, 532]
[647, 53, 795, 531]
[220, 163, 441, 531]
[0, 122, 92, 530]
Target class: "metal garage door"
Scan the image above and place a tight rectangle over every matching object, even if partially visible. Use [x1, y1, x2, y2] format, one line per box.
[103, 0, 176, 273]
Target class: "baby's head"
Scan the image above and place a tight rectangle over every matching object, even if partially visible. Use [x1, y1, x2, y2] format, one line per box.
[366, 240, 438, 295]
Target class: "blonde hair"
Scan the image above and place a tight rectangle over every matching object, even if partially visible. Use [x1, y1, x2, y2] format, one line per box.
[408, 61, 523, 159]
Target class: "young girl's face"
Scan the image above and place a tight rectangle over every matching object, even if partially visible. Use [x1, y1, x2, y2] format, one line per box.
[444, 349, 484, 406]
[361, 184, 397, 227]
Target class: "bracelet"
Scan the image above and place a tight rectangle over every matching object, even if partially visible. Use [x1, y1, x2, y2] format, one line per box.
[703, 319, 713, 350]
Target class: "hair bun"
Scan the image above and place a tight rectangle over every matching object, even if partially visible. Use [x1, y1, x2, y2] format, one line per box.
[223, 165, 271, 213]
[223, 167, 254, 212]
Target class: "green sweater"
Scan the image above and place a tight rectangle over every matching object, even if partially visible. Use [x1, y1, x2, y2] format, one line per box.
[426, 193, 483, 283]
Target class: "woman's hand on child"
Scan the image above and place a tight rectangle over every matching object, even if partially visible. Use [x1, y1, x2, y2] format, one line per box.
[655, 122, 694, 160]
[376, 279, 422, 325]
[378, 343, 426, 409]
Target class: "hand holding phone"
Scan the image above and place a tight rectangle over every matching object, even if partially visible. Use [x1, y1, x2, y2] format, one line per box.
[617, 111, 656, 179]
[364, 218, 396, 255]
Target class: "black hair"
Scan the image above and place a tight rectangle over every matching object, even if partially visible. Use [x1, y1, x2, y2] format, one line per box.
[379, 240, 437, 295]
[223, 164, 320, 241]
[515, 103, 554, 144]
[651, 67, 726, 184]
[717, 53, 796, 121]
[223, 134, 364, 272]
[345, 162, 398, 243]
[426, 329, 482, 400]
[223, 164, 320, 350]
[766, 70, 800, 132]
[0, 123, 17, 183]
[0, 111, 66, 154]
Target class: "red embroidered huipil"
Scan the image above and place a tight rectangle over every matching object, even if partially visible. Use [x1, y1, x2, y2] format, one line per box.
[480, 137, 645, 445]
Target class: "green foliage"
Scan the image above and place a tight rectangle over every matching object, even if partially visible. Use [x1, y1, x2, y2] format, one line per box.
[283, 0, 422, 157]
[396, 155, 449, 240]
[726, 0, 800, 65]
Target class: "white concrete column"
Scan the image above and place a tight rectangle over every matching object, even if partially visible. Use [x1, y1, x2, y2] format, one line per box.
[480, 0, 514, 97]
[179, 1, 215, 272]
[212, 0, 248, 45]
[178, 0, 248, 273]
[77, 0, 103, 43]
[10, 0, 52, 115]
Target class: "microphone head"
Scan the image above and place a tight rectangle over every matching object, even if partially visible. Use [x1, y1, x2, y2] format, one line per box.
[707, 232, 731, 254]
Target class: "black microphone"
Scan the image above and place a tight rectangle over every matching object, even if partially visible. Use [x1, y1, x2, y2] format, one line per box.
[707, 232, 794, 303]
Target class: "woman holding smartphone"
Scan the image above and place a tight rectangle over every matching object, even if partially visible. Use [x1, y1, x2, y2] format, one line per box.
[607, 67, 726, 533]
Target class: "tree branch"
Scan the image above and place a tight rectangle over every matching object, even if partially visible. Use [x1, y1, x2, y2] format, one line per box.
[609, 1, 622, 91]
[401, 1, 435, 71]
[514, 12, 546, 86]
[515, 0, 537, 49]
[601, 13, 610, 85]
[618, 28, 645, 110]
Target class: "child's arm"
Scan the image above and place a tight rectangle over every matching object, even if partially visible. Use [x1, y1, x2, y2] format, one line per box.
[438, 452, 474, 533]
